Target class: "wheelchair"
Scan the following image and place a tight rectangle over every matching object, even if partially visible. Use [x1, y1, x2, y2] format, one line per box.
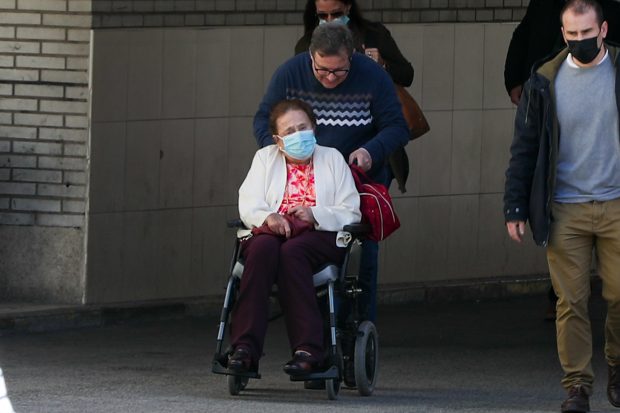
[211, 220, 379, 400]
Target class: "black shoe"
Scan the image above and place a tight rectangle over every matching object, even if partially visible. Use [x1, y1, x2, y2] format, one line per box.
[304, 380, 326, 390]
[561, 385, 590, 413]
[228, 347, 251, 373]
[283, 351, 317, 376]
[609, 364, 620, 408]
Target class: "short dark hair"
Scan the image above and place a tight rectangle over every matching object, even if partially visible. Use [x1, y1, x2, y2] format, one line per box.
[309, 22, 355, 58]
[268, 99, 317, 135]
[561, 0, 604, 26]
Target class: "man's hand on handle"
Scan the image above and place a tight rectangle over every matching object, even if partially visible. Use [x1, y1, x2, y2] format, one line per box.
[349, 148, 373, 172]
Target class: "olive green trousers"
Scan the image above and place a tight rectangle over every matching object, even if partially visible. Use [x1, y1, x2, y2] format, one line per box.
[548, 199, 620, 392]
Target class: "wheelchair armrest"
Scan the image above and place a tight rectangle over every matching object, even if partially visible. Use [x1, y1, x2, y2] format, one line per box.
[342, 223, 371, 237]
[227, 218, 247, 229]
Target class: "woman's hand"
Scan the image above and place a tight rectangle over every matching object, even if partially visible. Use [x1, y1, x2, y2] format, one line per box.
[265, 213, 291, 238]
[364, 47, 385, 67]
[288, 206, 316, 225]
[509, 85, 523, 106]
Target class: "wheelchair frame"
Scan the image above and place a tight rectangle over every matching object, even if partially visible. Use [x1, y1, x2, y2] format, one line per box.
[211, 220, 378, 400]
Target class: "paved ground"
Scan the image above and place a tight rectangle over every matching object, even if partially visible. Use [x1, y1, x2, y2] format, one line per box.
[0, 294, 616, 413]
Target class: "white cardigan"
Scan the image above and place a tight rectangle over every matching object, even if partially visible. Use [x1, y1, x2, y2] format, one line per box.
[238, 145, 361, 238]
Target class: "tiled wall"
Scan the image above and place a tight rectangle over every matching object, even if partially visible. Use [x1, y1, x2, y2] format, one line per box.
[87, 22, 548, 304]
[381, 23, 547, 285]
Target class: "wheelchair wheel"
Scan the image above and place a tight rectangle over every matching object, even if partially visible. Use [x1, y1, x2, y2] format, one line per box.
[227, 375, 248, 395]
[354, 320, 378, 396]
[326, 378, 340, 400]
[325, 348, 343, 400]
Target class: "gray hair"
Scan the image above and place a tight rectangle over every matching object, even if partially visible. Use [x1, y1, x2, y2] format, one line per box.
[309, 23, 355, 58]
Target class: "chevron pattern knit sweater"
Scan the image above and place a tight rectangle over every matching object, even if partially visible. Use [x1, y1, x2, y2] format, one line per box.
[254, 52, 409, 178]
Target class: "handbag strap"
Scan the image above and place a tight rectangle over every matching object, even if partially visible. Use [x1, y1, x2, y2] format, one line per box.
[349, 164, 373, 186]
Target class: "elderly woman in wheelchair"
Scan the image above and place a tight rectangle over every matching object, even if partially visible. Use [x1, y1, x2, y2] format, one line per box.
[227, 99, 361, 379]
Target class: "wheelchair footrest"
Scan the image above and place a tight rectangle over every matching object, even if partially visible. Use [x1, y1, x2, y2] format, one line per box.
[211, 358, 261, 379]
[288, 365, 339, 382]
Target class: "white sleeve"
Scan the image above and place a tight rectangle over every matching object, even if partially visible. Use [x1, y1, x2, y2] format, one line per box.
[311, 151, 361, 231]
[238, 151, 274, 229]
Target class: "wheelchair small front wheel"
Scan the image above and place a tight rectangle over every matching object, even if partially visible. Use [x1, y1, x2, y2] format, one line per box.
[227, 375, 248, 395]
[354, 320, 379, 396]
[325, 378, 340, 400]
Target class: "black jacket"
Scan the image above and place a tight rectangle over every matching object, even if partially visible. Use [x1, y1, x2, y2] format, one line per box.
[503, 44, 620, 246]
[504, 0, 620, 94]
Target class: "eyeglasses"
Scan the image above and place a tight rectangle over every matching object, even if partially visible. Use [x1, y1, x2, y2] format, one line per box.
[316, 11, 345, 20]
[312, 62, 350, 77]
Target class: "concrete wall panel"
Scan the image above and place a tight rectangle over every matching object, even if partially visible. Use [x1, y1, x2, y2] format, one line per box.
[453, 24, 484, 110]
[481, 108, 516, 193]
[159, 119, 195, 208]
[229, 28, 264, 116]
[163, 30, 197, 119]
[194, 118, 230, 206]
[127, 30, 163, 120]
[451, 110, 482, 194]
[483, 23, 515, 110]
[422, 24, 454, 111]
[85, 213, 124, 302]
[190, 206, 233, 297]
[263, 26, 301, 90]
[414, 110, 453, 196]
[124, 121, 161, 210]
[0, 226, 84, 303]
[386, 24, 424, 102]
[195, 28, 231, 118]
[91, 31, 129, 122]
[89, 121, 126, 213]
[447, 194, 481, 279]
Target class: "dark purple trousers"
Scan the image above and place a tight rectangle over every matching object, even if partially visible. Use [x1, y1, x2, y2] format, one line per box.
[230, 230, 345, 363]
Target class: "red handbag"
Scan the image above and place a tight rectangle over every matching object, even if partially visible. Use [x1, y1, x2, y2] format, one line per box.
[349, 164, 400, 241]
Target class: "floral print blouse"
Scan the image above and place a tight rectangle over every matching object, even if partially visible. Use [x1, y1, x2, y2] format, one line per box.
[278, 161, 316, 214]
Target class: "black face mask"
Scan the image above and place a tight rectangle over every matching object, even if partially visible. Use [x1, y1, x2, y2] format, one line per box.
[567, 35, 601, 64]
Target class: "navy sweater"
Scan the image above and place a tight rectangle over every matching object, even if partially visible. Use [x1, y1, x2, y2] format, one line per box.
[253, 52, 409, 177]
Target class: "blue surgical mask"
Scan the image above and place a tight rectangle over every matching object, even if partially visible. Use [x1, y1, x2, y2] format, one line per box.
[318, 15, 350, 26]
[278, 130, 316, 161]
